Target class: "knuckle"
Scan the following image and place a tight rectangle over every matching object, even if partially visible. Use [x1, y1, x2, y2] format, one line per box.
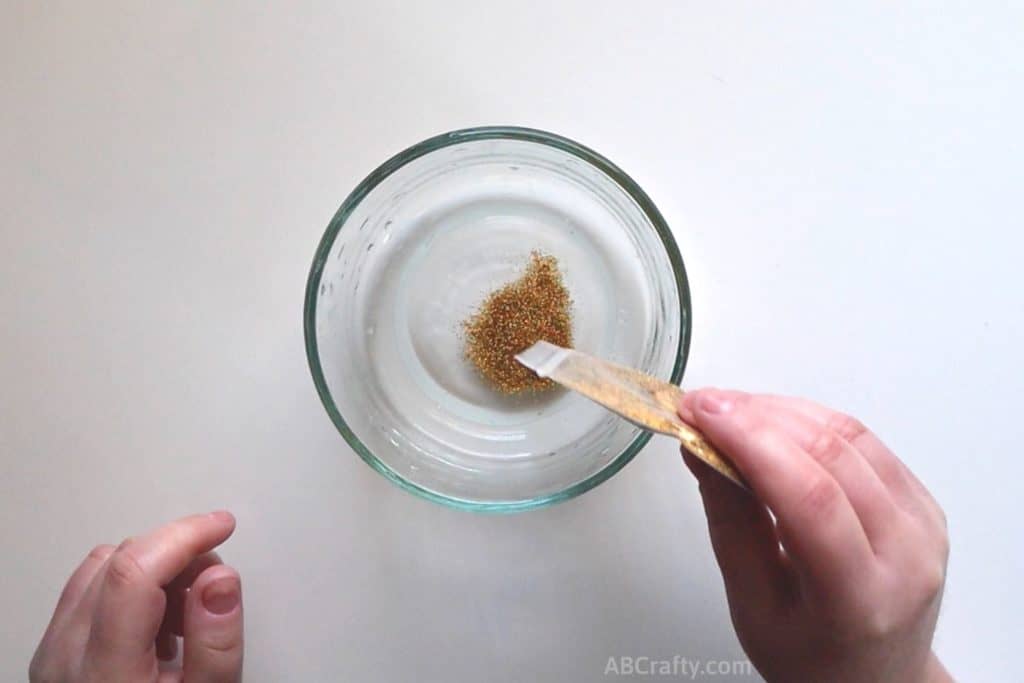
[56, 580, 80, 608]
[88, 544, 116, 563]
[919, 560, 947, 601]
[860, 609, 896, 641]
[806, 428, 846, 469]
[105, 547, 145, 589]
[834, 584, 897, 641]
[27, 660, 45, 683]
[797, 476, 844, 518]
[172, 522, 199, 551]
[748, 422, 784, 452]
[204, 635, 243, 655]
[826, 413, 869, 445]
[165, 519, 204, 556]
[28, 652, 60, 683]
[935, 524, 950, 561]
[196, 628, 244, 658]
[892, 559, 947, 621]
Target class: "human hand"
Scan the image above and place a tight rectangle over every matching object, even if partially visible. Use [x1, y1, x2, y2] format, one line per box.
[30, 512, 243, 682]
[678, 390, 951, 683]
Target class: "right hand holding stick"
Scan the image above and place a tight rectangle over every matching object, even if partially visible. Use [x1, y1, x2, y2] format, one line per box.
[679, 389, 951, 683]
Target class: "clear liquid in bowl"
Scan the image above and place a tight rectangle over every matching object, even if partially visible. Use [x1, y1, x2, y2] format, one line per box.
[310, 133, 685, 507]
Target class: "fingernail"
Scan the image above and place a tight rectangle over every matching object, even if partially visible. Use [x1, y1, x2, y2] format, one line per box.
[209, 510, 234, 524]
[202, 577, 240, 615]
[698, 390, 733, 415]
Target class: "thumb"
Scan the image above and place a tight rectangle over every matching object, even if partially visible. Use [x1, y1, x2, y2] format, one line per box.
[683, 450, 792, 611]
[680, 391, 793, 611]
[183, 565, 243, 683]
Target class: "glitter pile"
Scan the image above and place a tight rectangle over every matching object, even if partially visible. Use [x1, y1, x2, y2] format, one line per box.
[462, 252, 573, 394]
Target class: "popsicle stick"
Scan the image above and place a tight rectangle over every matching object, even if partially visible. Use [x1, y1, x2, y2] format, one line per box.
[516, 342, 746, 488]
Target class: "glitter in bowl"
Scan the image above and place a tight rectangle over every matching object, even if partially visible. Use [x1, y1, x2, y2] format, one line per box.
[462, 251, 573, 393]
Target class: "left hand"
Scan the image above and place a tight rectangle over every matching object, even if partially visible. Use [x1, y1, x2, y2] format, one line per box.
[29, 511, 244, 682]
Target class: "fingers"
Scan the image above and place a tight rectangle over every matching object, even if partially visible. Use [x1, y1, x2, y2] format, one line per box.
[757, 403, 901, 552]
[81, 547, 168, 680]
[122, 512, 236, 587]
[683, 389, 875, 592]
[162, 552, 224, 637]
[46, 544, 115, 633]
[183, 565, 244, 683]
[683, 451, 793, 611]
[83, 512, 236, 677]
[29, 544, 116, 682]
[760, 394, 944, 524]
[156, 551, 223, 662]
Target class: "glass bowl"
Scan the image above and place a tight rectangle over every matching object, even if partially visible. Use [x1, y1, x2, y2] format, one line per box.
[304, 127, 691, 512]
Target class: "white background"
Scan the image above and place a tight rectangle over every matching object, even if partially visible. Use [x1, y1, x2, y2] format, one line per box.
[2, 2, 1021, 681]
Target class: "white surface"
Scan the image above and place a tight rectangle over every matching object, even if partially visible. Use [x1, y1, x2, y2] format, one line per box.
[1, 2, 1021, 681]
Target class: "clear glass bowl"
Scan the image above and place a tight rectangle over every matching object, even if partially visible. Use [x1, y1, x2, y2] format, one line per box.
[304, 127, 691, 512]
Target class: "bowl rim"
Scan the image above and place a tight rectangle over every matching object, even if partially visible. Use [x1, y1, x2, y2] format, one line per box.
[304, 125, 692, 512]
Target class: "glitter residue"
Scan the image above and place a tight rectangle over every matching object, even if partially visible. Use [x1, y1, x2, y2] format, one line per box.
[462, 252, 573, 394]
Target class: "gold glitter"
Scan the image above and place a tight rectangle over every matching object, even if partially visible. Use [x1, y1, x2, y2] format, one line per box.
[462, 251, 573, 394]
